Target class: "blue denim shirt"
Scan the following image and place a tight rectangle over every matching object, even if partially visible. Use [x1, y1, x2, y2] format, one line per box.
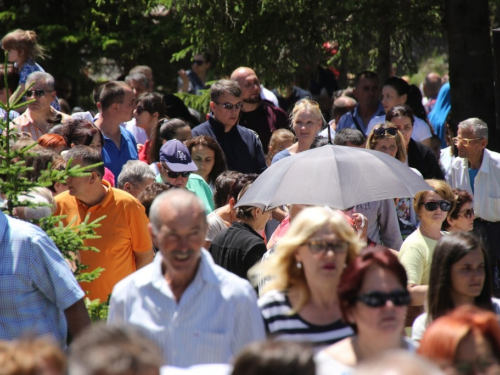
[336, 102, 385, 134]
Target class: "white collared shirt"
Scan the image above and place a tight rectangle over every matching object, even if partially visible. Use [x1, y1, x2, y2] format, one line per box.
[447, 149, 500, 222]
[108, 250, 265, 368]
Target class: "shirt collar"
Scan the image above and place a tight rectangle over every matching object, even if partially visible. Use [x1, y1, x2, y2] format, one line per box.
[76, 180, 113, 209]
[208, 115, 236, 134]
[151, 249, 220, 293]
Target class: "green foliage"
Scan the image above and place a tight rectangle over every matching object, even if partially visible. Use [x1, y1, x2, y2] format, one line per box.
[85, 296, 110, 322]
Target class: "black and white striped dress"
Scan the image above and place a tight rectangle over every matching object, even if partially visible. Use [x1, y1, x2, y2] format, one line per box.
[258, 290, 354, 352]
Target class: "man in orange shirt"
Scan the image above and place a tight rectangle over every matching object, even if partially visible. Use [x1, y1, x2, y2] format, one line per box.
[54, 145, 153, 302]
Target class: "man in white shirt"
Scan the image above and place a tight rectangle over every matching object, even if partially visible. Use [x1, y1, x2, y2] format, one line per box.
[447, 117, 500, 293]
[108, 189, 265, 367]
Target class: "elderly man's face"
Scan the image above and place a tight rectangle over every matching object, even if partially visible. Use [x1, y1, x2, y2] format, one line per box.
[456, 127, 487, 161]
[26, 79, 56, 113]
[152, 201, 206, 276]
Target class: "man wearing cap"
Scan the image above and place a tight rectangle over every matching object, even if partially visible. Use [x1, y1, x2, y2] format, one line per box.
[54, 146, 154, 302]
[155, 139, 214, 213]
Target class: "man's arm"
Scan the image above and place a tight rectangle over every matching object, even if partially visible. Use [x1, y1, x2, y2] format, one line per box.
[134, 249, 154, 269]
[377, 199, 403, 250]
[64, 298, 91, 339]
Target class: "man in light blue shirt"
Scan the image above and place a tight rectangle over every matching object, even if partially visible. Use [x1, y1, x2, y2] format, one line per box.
[336, 70, 385, 134]
[108, 189, 265, 367]
[0, 211, 90, 348]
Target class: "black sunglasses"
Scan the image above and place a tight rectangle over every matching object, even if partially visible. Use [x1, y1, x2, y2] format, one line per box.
[421, 200, 452, 212]
[457, 208, 474, 219]
[167, 171, 191, 178]
[357, 290, 411, 308]
[135, 105, 147, 115]
[214, 101, 244, 110]
[26, 89, 53, 98]
[373, 127, 398, 138]
[192, 59, 206, 66]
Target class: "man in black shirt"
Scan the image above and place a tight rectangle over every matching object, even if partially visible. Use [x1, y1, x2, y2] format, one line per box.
[192, 80, 267, 174]
[231, 67, 289, 152]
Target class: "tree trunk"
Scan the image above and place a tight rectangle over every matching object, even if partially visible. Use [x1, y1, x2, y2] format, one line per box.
[376, 21, 391, 86]
[446, 0, 498, 151]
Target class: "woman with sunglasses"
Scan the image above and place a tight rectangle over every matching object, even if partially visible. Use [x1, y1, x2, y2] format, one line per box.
[271, 99, 323, 164]
[398, 179, 456, 324]
[366, 122, 420, 240]
[316, 246, 414, 374]
[412, 232, 499, 342]
[366, 77, 433, 147]
[257, 207, 362, 350]
[442, 189, 475, 233]
[133, 92, 167, 163]
[386, 105, 444, 180]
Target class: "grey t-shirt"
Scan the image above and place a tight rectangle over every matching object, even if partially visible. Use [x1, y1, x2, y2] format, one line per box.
[206, 210, 228, 242]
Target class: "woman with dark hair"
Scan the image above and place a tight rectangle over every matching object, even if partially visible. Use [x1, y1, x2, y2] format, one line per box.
[148, 118, 192, 172]
[412, 232, 499, 341]
[366, 77, 433, 147]
[418, 305, 500, 374]
[442, 189, 475, 232]
[186, 135, 228, 190]
[386, 105, 444, 180]
[58, 118, 115, 186]
[316, 246, 413, 374]
[133, 92, 166, 163]
[209, 181, 271, 280]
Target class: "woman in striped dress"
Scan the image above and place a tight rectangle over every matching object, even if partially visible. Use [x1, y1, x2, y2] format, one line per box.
[257, 206, 364, 352]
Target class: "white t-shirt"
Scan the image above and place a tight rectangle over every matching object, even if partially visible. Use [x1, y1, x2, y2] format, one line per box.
[366, 116, 432, 143]
[412, 298, 500, 341]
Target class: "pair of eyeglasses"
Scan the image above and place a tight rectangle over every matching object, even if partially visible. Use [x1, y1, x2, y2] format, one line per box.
[457, 208, 474, 219]
[214, 101, 244, 110]
[192, 60, 206, 66]
[357, 290, 411, 308]
[421, 200, 452, 212]
[303, 239, 349, 254]
[373, 126, 398, 138]
[25, 89, 53, 98]
[167, 171, 191, 178]
[452, 137, 483, 146]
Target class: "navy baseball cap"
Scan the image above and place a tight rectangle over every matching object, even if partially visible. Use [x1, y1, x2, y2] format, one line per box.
[159, 140, 198, 172]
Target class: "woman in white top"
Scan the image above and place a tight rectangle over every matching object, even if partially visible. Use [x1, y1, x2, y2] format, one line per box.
[412, 232, 500, 341]
[366, 77, 433, 146]
[316, 246, 415, 375]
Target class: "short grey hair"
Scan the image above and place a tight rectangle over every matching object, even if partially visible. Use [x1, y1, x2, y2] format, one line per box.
[149, 189, 206, 234]
[125, 73, 149, 90]
[26, 71, 55, 90]
[210, 79, 241, 102]
[458, 118, 489, 140]
[117, 160, 155, 189]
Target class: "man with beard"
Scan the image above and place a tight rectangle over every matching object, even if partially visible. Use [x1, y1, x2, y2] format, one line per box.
[108, 189, 265, 367]
[230, 67, 288, 152]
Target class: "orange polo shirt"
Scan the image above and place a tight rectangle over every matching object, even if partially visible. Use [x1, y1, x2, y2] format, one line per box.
[54, 180, 152, 302]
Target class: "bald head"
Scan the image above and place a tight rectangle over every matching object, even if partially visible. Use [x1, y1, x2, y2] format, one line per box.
[230, 67, 261, 105]
[149, 189, 206, 234]
[424, 72, 442, 98]
[332, 96, 357, 123]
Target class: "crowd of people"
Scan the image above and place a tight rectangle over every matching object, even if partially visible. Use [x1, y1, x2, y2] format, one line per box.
[2, 28, 500, 375]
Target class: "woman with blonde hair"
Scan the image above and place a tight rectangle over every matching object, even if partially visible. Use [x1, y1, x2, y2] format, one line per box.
[398, 179, 456, 324]
[257, 206, 364, 351]
[271, 99, 323, 164]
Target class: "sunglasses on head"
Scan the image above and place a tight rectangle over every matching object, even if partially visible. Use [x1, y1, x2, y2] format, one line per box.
[167, 171, 191, 178]
[214, 101, 244, 110]
[192, 59, 206, 66]
[357, 290, 411, 308]
[26, 89, 53, 98]
[373, 126, 398, 138]
[421, 200, 452, 212]
[304, 239, 349, 254]
[457, 207, 474, 219]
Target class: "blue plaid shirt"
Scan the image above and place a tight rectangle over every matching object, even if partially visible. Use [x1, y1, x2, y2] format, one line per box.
[0, 212, 84, 347]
